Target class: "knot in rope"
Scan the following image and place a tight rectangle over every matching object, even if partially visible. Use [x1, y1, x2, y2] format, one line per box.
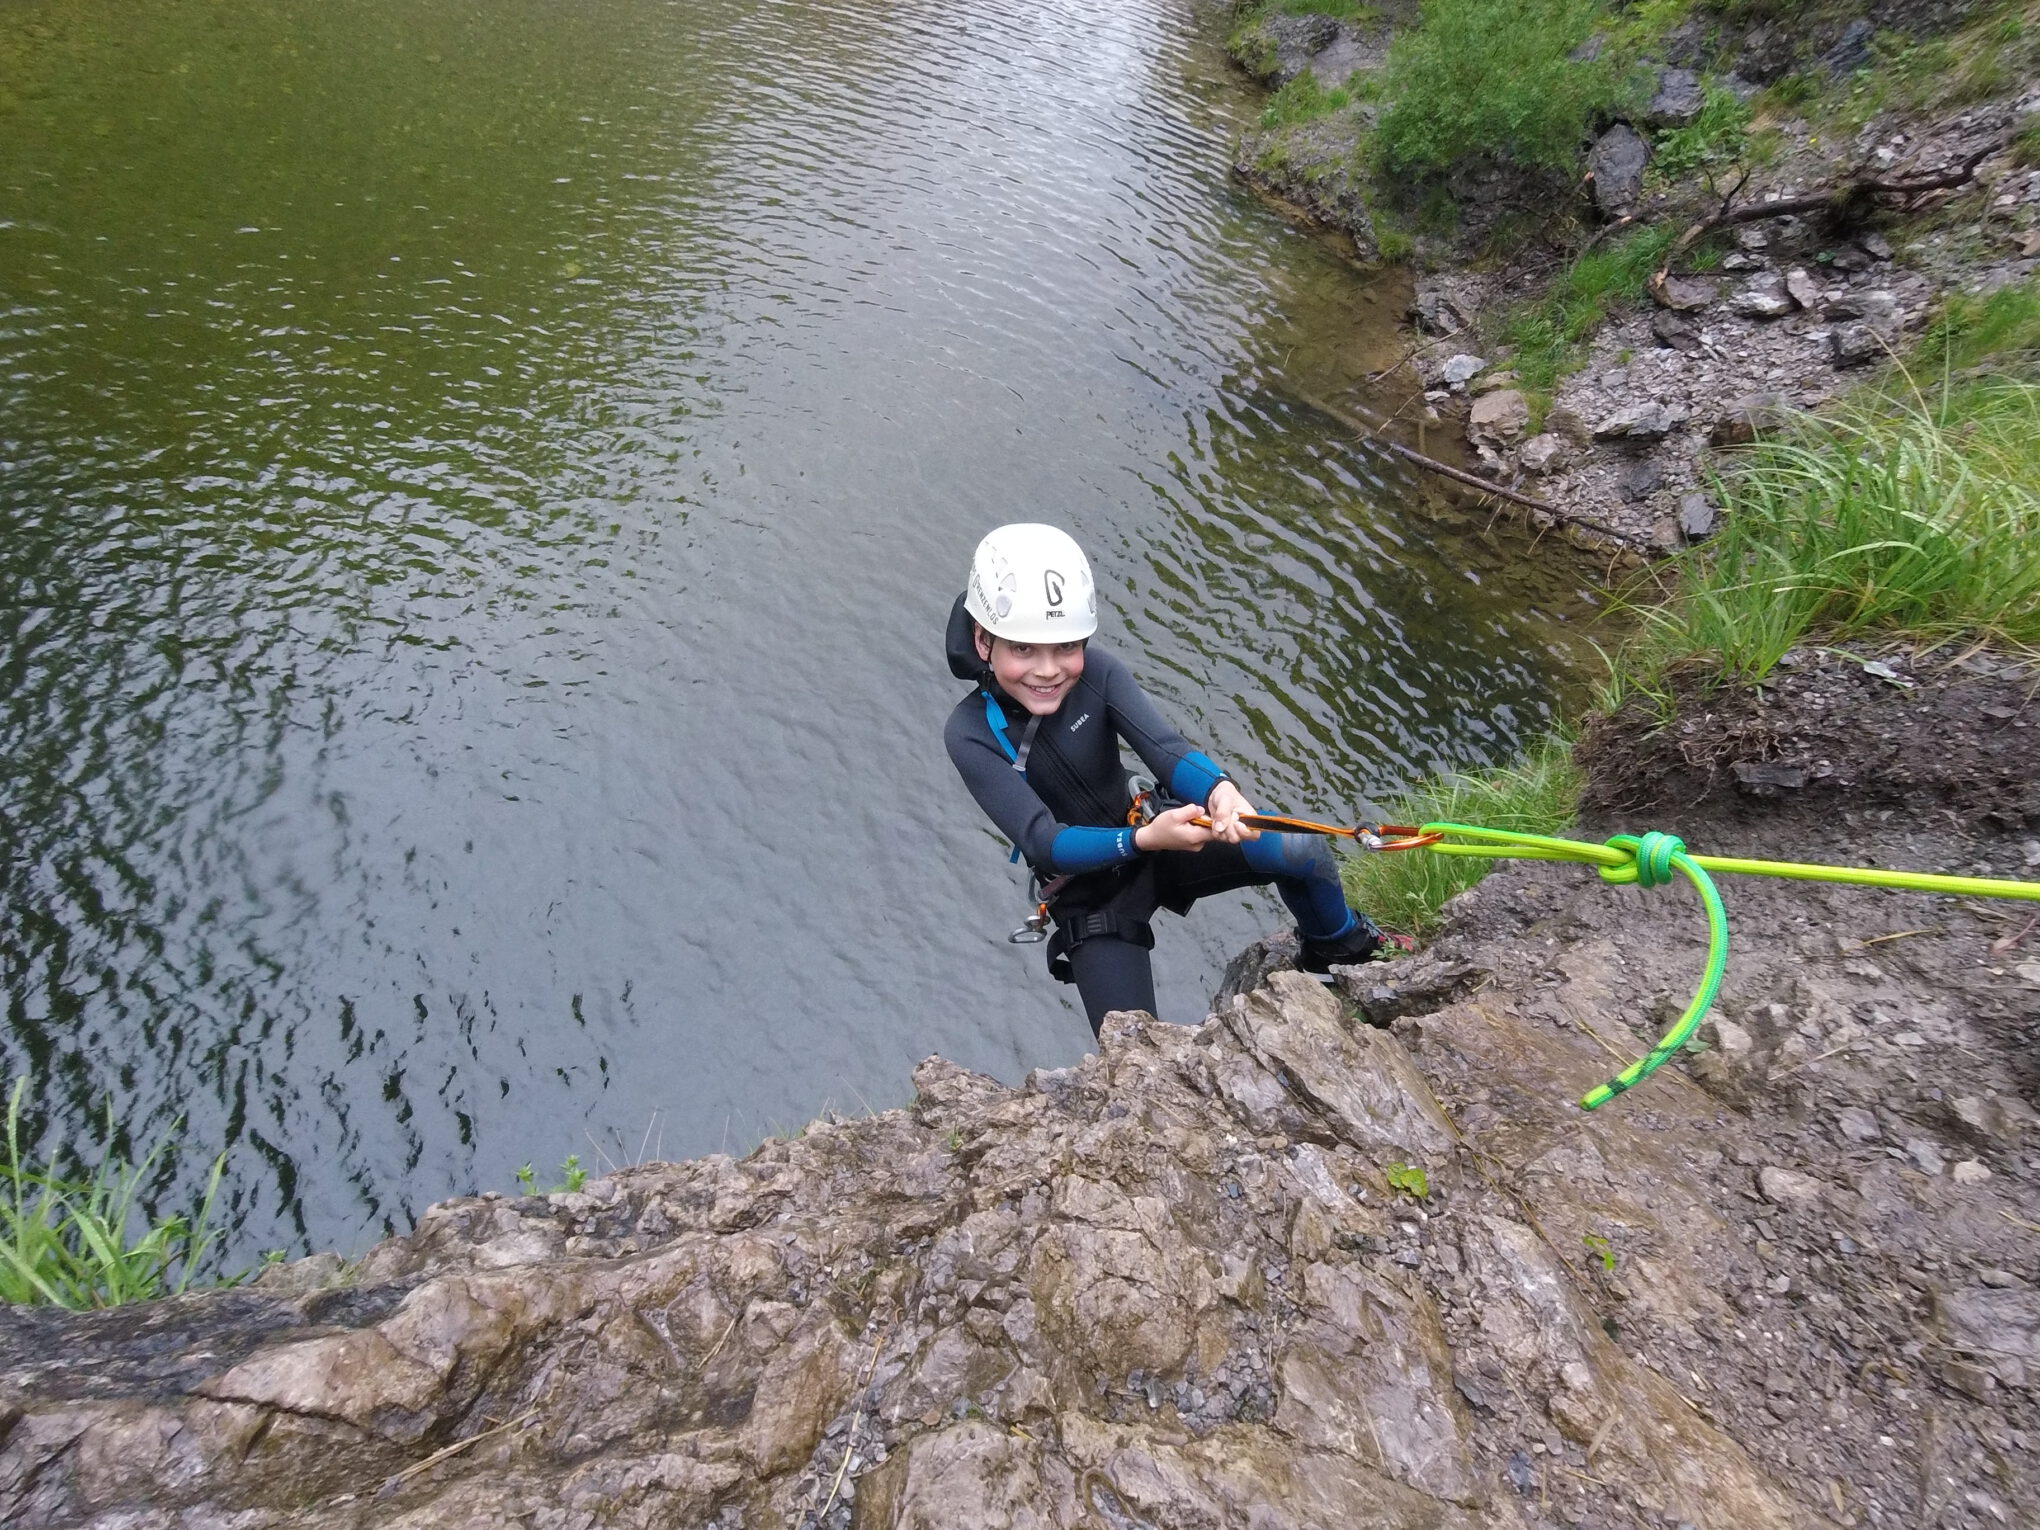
[1600, 830, 1686, 889]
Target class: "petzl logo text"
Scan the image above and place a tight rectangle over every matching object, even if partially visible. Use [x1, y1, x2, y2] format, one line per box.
[1044, 569, 1065, 606]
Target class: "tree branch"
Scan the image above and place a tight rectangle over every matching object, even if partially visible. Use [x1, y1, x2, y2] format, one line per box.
[1650, 137, 2007, 305]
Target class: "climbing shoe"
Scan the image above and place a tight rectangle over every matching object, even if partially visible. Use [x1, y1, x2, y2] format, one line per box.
[1297, 922, 1414, 974]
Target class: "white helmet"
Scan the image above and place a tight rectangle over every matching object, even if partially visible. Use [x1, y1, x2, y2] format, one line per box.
[964, 524, 1098, 643]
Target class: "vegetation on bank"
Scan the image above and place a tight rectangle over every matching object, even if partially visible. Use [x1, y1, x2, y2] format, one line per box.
[1235, 0, 2038, 259]
[1617, 279, 2040, 692]
[1, 1078, 229, 1308]
[1344, 276, 2040, 933]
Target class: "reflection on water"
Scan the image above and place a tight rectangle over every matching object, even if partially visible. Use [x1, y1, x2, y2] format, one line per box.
[0, 0, 1603, 1259]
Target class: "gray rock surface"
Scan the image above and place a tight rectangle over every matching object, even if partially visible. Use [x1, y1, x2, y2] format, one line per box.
[1647, 67, 1706, 127]
[1587, 124, 1649, 218]
[0, 974, 1806, 1530]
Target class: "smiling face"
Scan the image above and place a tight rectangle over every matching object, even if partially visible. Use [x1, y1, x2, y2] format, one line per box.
[976, 626, 1086, 716]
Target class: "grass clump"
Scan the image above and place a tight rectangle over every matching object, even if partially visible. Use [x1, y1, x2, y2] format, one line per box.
[1, 1079, 227, 1308]
[1342, 737, 1582, 932]
[1624, 372, 2040, 686]
[1919, 278, 2040, 370]
[1502, 224, 1677, 391]
[1374, 0, 1638, 173]
[1261, 70, 1357, 130]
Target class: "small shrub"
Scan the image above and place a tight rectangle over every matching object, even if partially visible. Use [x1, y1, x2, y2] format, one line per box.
[1919, 278, 2040, 371]
[1583, 1231, 1617, 1271]
[1341, 737, 1582, 933]
[515, 1154, 588, 1195]
[1619, 372, 2040, 688]
[1374, 217, 1416, 261]
[1374, 0, 1639, 173]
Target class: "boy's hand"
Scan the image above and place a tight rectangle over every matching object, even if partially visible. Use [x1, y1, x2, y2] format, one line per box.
[1134, 802, 1218, 853]
[1205, 781, 1262, 845]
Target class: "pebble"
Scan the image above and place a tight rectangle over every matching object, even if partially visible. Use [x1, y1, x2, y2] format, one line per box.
[1951, 1159, 1992, 1185]
[1836, 1106, 1881, 1142]
[1981, 1268, 2019, 1288]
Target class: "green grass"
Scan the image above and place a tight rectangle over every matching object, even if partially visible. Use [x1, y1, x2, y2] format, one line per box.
[1373, 0, 1641, 174]
[1261, 70, 1356, 130]
[1619, 372, 2040, 687]
[1767, 3, 2040, 131]
[1342, 737, 1582, 933]
[1502, 224, 1678, 391]
[1919, 278, 2040, 371]
[2016, 116, 2040, 168]
[0, 1078, 227, 1308]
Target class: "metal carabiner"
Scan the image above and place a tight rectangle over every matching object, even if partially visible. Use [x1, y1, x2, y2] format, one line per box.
[1008, 907, 1050, 944]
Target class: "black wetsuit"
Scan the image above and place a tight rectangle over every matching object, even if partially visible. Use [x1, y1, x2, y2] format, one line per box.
[942, 596, 1365, 1031]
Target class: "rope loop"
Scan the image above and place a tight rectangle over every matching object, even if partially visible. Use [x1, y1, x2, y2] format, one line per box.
[1601, 830, 1686, 889]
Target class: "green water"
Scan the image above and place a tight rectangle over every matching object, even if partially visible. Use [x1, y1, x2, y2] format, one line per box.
[0, 0, 1603, 1259]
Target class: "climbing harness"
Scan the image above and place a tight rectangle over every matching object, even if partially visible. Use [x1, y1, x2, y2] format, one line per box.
[1392, 821, 2040, 1112]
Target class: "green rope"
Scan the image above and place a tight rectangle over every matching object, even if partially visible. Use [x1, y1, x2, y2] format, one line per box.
[1417, 823, 1731, 1110]
[1404, 822, 2040, 1108]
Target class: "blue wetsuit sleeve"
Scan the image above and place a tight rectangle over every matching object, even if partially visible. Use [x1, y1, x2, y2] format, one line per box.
[946, 701, 1140, 874]
[1088, 648, 1235, 807]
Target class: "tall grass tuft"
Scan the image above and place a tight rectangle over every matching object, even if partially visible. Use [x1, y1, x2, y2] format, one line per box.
[1623, 375, 2040, 686]
[0, 1078, 227, 1308]
[1341, 738, 1582, 934]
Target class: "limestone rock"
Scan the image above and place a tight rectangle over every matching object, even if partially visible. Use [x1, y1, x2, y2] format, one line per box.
[1466, 388, 1529, 448]
[0, 970, 1812, 1530]
[1439, 352, 1487, 389]
[1783, 267, 1821, 311]
[1410, 286, 1472, 336]
[1592, 400, 1680, 440]
[1709, 391, 1795, 446]
[1830, 323, 1885, 368]
[1652, 309, 1703, 353]
[1678, 492, 1720, 541]
[1655, 273, 1717, 312]
[1758, 1166, 1823, 1206]
[1732, 273, 1794, 319]
[1518, 433, 1570, 475]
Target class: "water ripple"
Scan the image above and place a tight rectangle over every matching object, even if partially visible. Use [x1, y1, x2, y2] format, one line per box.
[0, 0, 1601, 1259]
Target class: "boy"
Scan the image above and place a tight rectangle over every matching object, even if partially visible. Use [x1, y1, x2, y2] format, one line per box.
[944, 523, 1404, 1034]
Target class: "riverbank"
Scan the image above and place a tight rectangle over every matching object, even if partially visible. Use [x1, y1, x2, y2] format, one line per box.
[5, 650, 2033, 1527]
[1229, 0, 2040, 552]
